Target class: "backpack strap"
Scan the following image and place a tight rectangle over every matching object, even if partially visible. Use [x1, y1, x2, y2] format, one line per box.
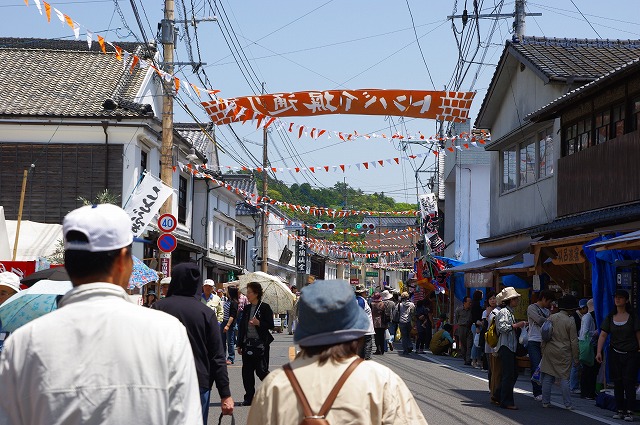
[283, 357, 363, 420]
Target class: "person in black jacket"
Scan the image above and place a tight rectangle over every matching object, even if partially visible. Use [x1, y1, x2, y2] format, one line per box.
[153, 263, 234, 423]
[237, 281, 275, 406]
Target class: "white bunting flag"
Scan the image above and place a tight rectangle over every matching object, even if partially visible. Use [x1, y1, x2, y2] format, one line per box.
[34, 0, 42, 14]
[54, 8, 65, 25]
[86, 30, 93, 49]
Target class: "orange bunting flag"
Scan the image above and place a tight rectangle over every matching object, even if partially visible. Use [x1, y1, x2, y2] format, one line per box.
[394, 158, 400, 164]
[174, 77, 180, 93]
[271, 167, 277, 173]
[256, 167, 262, 173]
[363, 163, 369, 169]
[172, 166, 177, 172]
[129, 55, 139, 73]
[309, 167, 315, 173]
[295, 167, 300, 173]
[114, 45, 122, 61]
[64, 14, 74, 31]
[447, 147, 454, 152]
[264, 117, 276, 128]
[43, 1, 51, 21]
[24, 0, 28, 5]
[433, 150, 439, 156]
[97, 35, 106, 53]
[339, 164, 345, 172]
[298, 126, 304, 139]
[192, 84, 201, 97]
[317, 129, 326, 138]
[324, 166, 329, 172]
[479, 139, 486, 144]
[378, 160, 384, 166]
[463, 143, 469, 149]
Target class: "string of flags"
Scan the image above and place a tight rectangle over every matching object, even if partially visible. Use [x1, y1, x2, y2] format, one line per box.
[287, 232, 418, 250]
[20, 0, 491, 147]
[207, 136, 488, 173]
[182, 163, 421, 221]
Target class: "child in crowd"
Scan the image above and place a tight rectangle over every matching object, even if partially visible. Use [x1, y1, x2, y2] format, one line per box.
[470, 323, 482, 369]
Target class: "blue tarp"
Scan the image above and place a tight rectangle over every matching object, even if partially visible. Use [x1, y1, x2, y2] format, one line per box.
[583, 234, 640, 328]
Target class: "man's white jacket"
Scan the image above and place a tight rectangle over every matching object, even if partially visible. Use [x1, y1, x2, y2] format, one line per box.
[0, 283, 201, 425]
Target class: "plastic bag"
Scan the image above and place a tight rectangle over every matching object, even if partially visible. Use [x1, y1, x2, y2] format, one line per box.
[531, 362, 541, 385]
[519, 326, 529, 347]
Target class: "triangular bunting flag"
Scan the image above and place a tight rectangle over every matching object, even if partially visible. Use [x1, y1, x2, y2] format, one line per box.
[97, 35, 106, 53]
[324, 166, 329, 172]
[394, 158, 400, 164]
[339, 164, 345, 172]
[43, 2, 51, 21]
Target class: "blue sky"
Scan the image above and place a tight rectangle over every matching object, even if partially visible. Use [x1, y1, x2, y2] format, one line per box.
[2, 0, 640, 203]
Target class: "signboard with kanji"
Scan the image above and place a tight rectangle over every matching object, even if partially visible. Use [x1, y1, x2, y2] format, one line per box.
[553, 245, 584, 265]
[365, 251, 379, 264]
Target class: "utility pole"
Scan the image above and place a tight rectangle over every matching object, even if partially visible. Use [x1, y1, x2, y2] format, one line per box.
[261, 82, 269, 273]
[160, 0, 175, 217]
[447, 0, 540, 43]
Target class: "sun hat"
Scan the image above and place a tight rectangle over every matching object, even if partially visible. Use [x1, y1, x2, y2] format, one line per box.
[495, 288, 506, 305]
[558, 294, 579, 311]
[501, 287, 521, 302]
[354, 283, 366, 293]
[63, 204, 133, 252]
[160, 277, 171, 285]
[0, 272, 21, 293]
[203, 279, 215, 287]
[578, 298, 588, 309]
[294, 280, 370, 347]
[380, 290, 393, 301]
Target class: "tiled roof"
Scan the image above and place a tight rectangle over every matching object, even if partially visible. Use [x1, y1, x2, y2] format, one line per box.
[0, 37, 155, 118]
[224, 173, 256, 194]
[511, 37, 640, 82]
[527, 57, 640, 122]
[361, 216, 417, 227]
[531, 202, 640, 237]
[174, 122, 215, 163]
[476, 37, 640, 127]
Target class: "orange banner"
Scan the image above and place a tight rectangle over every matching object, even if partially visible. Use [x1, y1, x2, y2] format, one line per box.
[203, 89, 475, 124]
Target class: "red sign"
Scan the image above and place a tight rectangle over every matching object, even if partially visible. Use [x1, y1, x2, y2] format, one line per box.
[350, 278, 360, 286]
[0, 261, 37, 280]
[157, 214, 177, 233]
[157, 234, 177, 253]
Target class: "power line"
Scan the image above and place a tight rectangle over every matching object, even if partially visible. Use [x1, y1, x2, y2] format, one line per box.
[404, 0, 436, 90]
[569, 0, 601, 38]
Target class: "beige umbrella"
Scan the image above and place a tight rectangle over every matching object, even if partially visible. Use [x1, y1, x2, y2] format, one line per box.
[236, 272, 295, 314]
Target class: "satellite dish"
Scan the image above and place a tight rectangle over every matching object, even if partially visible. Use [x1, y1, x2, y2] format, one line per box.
[225, 240, 234, 251]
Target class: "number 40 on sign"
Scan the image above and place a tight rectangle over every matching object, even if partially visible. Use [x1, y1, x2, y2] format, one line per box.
[158, 214, 177, 233]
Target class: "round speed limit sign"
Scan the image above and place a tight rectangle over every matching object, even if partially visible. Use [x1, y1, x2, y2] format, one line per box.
[157, 213, 177, 233]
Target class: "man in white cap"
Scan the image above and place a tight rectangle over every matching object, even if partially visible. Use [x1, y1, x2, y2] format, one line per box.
[247, 280, 428, 424]
[0, 204, 201, 424]
[0, 271, 20, 306]
[0, 271, 21, 353]
[202, 279, 223, 324]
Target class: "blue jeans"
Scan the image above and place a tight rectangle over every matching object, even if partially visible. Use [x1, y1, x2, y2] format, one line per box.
[399, 322, 413, 353]
[227, 324, 236, 363]
[199, 387, 211, 424]
[542, 372, 572, 407]
[528, 341, 543, 396]
[387, 322, 398, 351]
[570, 363, 581, 391]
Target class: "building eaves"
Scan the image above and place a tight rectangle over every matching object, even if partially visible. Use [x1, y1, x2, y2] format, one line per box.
[174, 122, 214, 161]
[0, 38, 156, 119]
[527, 57, 640, 123]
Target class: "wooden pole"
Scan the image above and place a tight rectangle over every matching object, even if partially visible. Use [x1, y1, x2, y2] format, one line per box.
[261, 82, 269, 273]
[12, 169, 28, 261]
[159, 0, 174, 217]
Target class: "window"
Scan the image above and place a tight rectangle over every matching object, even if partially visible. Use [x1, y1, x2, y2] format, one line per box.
[612, 104, 625, 138]
[140, 150, 148, 182]
[563, 118, 592, 156]
[519, 138, 536, 185]
[178, 175, 187, 224]
[539, 129, 554, 178]
[503, 147, 517, 192]
[633, 97, 640, 131]
[594, 109, 610, 144]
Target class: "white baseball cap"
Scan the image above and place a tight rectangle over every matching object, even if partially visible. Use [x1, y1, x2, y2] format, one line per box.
[0, 272, 21, 293]
[63, 204, 133, 252]
[203, 279, 215, 287]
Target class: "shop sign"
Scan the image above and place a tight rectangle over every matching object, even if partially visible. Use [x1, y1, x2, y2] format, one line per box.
[464, 272, 492, 288]
[0, 260, 36, 280]
[365, 271, 379, 277]
[553, 245, 584, 265]
[295, 230, 308, 274]
[350, 278, 359, 285]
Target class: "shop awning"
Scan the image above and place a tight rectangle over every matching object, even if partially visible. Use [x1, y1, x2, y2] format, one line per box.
[442, 254, 518, 273]
[586, 230, 640, 251]
[495, 253, 536, 274]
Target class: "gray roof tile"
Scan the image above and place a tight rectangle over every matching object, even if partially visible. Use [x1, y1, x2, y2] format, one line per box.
[0, 37, 155, 118]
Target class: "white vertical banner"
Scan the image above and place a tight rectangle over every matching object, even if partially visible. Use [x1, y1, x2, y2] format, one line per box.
[124, 173, 174, 237]
[418, 193, 437, 220]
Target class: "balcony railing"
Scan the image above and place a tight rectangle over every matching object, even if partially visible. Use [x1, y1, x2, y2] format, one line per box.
[557, 130, 640, 216]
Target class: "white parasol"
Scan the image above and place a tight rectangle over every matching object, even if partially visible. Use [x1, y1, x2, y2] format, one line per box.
[235, 272, 295, 314]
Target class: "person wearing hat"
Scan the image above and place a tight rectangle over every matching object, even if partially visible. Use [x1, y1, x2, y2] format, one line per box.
[540, 294, 579, 409]
[494, 287, 527, 410]
[0, 204, 202, 424]
[0, 271, 21, 353]
[153, 263, 234, 421]
[596, 289, 640, 421]
[395, 291, 416, 355]
[579, 299, 600, 400]
[380, 290, 395, 352]
[201, 279, 224, 324]
[354, 283, 375, 359]
[143, 291, 158, 308]
[0, 271, 20, 306]
[159, 276, 171, 298]
[246, 280, 428, 425]
[488, 288, 506, 404]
